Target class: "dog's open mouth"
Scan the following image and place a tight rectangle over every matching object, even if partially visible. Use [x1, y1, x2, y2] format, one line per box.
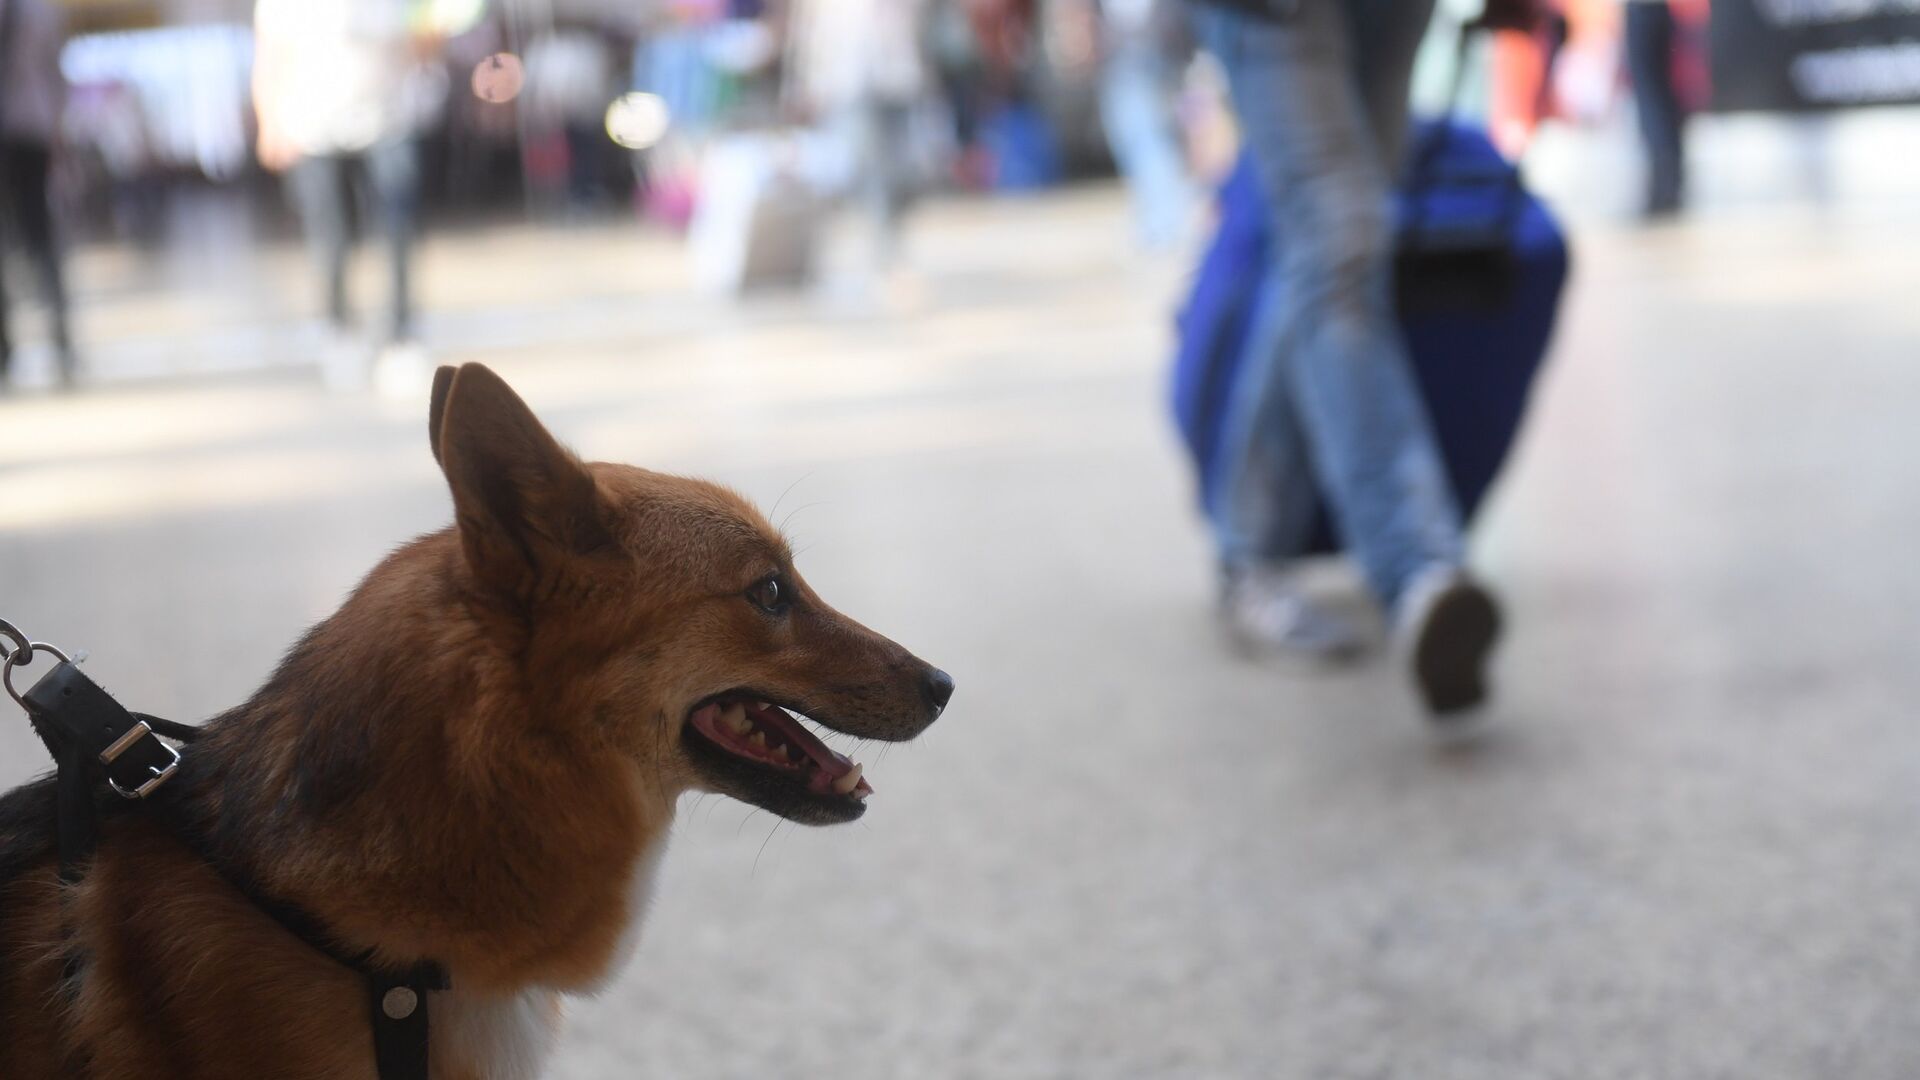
[684, 696, 873, 822]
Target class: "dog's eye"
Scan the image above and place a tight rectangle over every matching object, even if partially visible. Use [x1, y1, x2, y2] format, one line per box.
[746, 574, 789, 613]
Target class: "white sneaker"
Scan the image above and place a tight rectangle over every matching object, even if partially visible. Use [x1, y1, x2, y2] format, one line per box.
[1219, 567, 1365, 664]
[373, 340, 435, 400]
[1395, 565, 1501, 717]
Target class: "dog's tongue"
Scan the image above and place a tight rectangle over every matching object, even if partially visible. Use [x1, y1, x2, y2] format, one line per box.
[748, 703, 874, 797]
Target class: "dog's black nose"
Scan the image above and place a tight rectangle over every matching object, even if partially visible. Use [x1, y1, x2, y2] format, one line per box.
[923, 668, 955, 714]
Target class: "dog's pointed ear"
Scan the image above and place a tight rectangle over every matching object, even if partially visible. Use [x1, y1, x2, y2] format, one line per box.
[428, 365, 456, 467]
[433, 363, 611, 592]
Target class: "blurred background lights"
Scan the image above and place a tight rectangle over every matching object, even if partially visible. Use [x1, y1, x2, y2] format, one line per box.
[415, 0, 487, 37]
[471, 53, 524, 105]
[604, 92, 671, 151]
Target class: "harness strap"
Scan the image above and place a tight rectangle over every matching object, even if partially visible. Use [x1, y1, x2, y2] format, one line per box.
[370, 962, 450, 1080]
[9, 648, 448, 1080]
[148, 794, 453, 1080]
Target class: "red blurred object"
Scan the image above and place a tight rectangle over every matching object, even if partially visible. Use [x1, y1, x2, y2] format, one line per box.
[1487, 1, 1713, 154]
[1487, 21, 1564, 156]
[1671, 1, 1713, 113]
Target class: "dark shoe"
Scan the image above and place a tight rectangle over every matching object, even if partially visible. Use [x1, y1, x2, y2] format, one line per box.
[1642, 189, 1683, 221]
[1395, 567, 1502, 716]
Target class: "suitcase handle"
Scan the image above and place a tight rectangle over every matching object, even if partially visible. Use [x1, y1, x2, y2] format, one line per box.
[1400, 20, 1526, 256]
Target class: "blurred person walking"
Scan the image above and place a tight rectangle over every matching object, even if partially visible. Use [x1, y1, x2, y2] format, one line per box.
[789, 0, 931, 272]
[1185, 0, 1511, 715]
[0, 0, 77, 390]
[523, 25, 619, 214]
[1624, 0, 1686, 216]
[252, 0, 435, 391]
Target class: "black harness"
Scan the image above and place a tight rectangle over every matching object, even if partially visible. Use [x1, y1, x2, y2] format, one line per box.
[2, 620, 448, 1080]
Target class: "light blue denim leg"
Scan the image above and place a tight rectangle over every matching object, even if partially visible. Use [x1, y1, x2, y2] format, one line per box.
[365, 137, 422, 344]
[1211, 266, 1322, 568]
[1099, 39, 1195, 249]
[1198, 0, 1462, 610]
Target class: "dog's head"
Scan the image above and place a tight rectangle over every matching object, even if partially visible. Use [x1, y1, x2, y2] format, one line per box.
[429, 363, 951, 824]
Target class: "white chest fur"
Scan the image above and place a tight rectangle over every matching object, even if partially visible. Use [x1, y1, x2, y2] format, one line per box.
[432, 987, 563, 1080]
[590, 840, 665, 992]
[430, 841, 664, 1077]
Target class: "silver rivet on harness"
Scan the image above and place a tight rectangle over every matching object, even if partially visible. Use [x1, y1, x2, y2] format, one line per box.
[382, 986, 420, 1020]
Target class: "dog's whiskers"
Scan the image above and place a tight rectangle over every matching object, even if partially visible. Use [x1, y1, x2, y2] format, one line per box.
[776, 500, 830, 537]
[751, 819, 787, 877]
[767, 473, 814, 524]
[736, 807, 766, 840]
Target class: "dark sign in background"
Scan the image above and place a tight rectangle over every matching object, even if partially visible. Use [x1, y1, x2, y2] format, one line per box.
[1712, 0, 1920, 111]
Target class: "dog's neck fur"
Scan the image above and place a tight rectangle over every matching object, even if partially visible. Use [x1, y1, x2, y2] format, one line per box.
[183, 528, 675, 995]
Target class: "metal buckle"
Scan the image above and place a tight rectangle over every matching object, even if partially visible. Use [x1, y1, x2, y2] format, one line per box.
[99, 720, 156, 766]
[104, 730, 182, 800]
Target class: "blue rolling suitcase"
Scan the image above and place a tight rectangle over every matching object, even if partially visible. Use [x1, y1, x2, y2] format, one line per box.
[1169, 118, 1569, 552]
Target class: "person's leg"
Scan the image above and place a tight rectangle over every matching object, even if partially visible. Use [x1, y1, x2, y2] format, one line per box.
[860, 99, 917, 269]
[0, 144, 16, 382]
[1212, 290, 1318, 571]
[1203, 0, 1462, 611]
[1201, 0, 1497, 704]
[0, 256, 10, 380]
[1658, 6, 1687, 208]
[365, 138, 422, 344]
[1195, 10, 1327, 578]
[1350, 0, 1438, 171]
[9, 140, 76, 382]
[1351, 0, 1502, 714]
[1625, 1, 1684, 214]
[1099, 35, 1194, 249]
[287, 154, 354, 328]
[565, 121, 603, 207]
[1191, 6, 1361, 660]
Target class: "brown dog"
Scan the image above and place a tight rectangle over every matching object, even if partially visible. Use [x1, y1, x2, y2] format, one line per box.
[0, 364, 951, 1078]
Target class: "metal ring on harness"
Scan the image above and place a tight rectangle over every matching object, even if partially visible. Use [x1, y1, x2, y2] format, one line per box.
[4, 641, 71, 709]
[0, 618, 30, 663]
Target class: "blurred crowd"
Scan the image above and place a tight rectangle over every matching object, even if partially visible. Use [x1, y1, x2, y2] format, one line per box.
[4, 0, 1736, 270]
[19, 0, 1215, 243]
[0, 0, 1814, 395]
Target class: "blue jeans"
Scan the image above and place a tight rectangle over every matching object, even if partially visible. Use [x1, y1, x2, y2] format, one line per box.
[1100, 35, 1193, 249]
[1194, 0, 1461, 610]
[1625, 1, 1684, 212]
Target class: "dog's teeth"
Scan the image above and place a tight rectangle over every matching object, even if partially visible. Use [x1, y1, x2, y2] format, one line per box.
[720, 704, 751, 735]
[748, 731, 766, 749]
[831, 763, 864, 795]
